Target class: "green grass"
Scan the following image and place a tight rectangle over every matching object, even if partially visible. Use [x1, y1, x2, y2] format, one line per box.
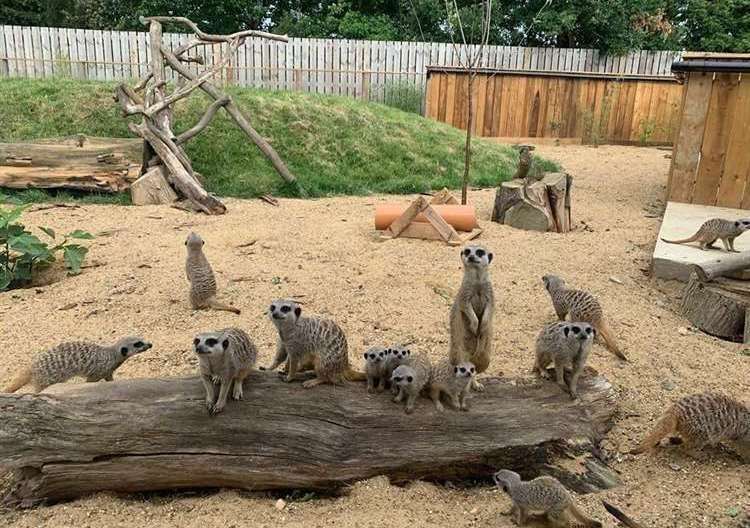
[0, 77, 558, 201]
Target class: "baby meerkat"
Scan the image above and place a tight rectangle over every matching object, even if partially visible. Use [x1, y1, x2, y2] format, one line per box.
[661, 218, 750, 252]
[363, 346, 389, 393]
[266, 299, 365, 388]
[428, 359, 475, 412]
[533, 322, 595, 400]
[449, 245, 495, 392]
[494, 470, 602, 528]
[3, 337, 152, 393]
[193, 328, 257, 415]
[391, 353, 431, 414]
[384, 345, 412, 394]
[631, 392, 749, 461]
[184, 232, 240, 314]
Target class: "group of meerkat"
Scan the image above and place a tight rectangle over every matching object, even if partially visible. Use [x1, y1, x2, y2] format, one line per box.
[3, 223, 749, 526]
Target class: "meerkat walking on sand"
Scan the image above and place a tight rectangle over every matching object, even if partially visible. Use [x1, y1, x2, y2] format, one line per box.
[266, 299, 365, 388]
[493, 470, 602, 528]
[193, 327, 257, 415]
[631, 392, 749, 461]
[3, 337, 152, 393]
[428, 359, 475, 411]
[542, 274, 627, 361]
[185, 232, 240, 314]
[363, 346, 388, 393]
[533, 322, 595, 400]
[391, 353, 431, 414]
[449, 245, 495, 392]
[661, 218, 750, 252]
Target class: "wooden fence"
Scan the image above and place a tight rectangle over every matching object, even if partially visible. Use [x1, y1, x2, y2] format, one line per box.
[424, 67, 683, 144]
[0, 24, 680, 105]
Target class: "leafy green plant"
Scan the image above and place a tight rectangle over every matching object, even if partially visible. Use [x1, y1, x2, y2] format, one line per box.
[0, 204, 93, 291]
[638, 118, 658, 145]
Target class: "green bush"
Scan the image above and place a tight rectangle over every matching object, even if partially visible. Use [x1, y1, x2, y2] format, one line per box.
[0, 203, 94, 291]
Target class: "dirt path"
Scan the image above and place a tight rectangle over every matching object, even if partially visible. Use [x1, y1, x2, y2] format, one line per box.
[1, 145, 748, 527]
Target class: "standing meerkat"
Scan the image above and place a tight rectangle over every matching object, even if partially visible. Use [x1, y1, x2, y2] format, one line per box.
[533, 322, 596, 400]
[384, 344, 412, 394]
[185, 232, 240, 314]
[631, 392, 749, 461]
[449, 245, 495, 392]
[193, 327, 257, 415]
[542, 274, 627, 361]
[391, 353, 431, 414]
[3, 337, 152, 393]
[363, 346, 388, 393]
[661, 218, 750, 252]
[493, 470, 602, 528]
[428, 359, 475, 412]
[265, 299, 366, 388]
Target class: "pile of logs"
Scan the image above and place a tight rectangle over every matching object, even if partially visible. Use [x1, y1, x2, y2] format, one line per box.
[491, 145, 573, 233]
[114, 16, 301, 214]
[682, 252, 750, 342]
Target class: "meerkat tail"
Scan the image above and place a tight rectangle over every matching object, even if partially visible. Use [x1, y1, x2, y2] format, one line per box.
[630, 408, 678, 454]
[3, 367, 32, 393]
[594, 320, 627, 361]
[660, 234, 699, 245]
[568, 503, 603, 528]
[207, 298, 241, 314]
[343, 366, 367, 382]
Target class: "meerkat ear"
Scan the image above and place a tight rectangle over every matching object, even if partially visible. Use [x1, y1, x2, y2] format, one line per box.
[487, 252, 493, 263]
[564, 326, 570, 337]
[294, 306, 302, 317]
[222, 338, 229, 350]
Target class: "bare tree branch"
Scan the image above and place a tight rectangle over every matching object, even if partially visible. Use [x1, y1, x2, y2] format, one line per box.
[139, 16, 289, 44]
[175, 97, 231, 145]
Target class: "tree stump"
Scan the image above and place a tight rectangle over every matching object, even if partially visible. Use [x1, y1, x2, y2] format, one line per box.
[0, 370, 619, 507]
[682, 272, 750, 341]
[130, 166, 178, 205]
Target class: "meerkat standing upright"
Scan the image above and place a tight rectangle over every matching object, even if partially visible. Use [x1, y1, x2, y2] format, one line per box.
[493, 469, 602, 528]
[363, 346, 388, 393]
[533, 322, 596, 400]
[542, 274, 627, 361]
[184, 232, 240, 314]
[3, 336, 152, 393]
[265, 299, 366, 388]
[661, 218, 750, 252]
[193, 327, 257, 415]
[449, 245, 495, 392]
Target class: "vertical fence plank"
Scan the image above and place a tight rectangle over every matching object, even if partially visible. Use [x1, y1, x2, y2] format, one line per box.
[0, 25, 8, 77]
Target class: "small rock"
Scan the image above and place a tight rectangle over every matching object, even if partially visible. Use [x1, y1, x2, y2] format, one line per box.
[275, 499, 286, 511]
[469, 507, 478, 515]
[677, 327, 689, 336]
[609, 276, 624, 285]
[661, 380, 676, 391]
[669, 463, 681, 471]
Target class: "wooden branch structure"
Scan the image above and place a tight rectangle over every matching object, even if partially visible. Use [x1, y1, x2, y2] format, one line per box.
[113, 16, 302, 213]
[0, 369, 619, 507]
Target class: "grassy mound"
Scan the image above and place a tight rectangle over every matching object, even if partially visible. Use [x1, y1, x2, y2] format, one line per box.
[0, 77, 558, 201]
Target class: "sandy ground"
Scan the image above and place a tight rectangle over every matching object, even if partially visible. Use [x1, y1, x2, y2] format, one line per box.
[1, 145, 748, 527]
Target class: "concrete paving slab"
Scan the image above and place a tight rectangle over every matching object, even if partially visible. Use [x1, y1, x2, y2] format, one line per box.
[652, 201, 750, 281]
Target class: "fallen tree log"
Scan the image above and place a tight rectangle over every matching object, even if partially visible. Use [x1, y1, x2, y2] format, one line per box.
[0, 137, 142, 192]
[682, 272, 750, 341]
[0, 369, 619, 507]
[692, 251, 750, 282]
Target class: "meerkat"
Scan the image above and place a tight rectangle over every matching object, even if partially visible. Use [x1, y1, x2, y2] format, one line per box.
[449, 245, 495, 392]
[3, 337, 152, 393]
[542, 274, 627, 361]
[428, 359, 475, 412]
[661, 218, 750, 252]
[384, 344, 412, 394]
[533, 322, 596, 400]
[493, 469, 602, 528]
[184, 231, 240, 314]
[391, 352, 431, 414]
[265, 299, 365, 388]
[363, 346, 389, 393]
[631, 392, 749, 461]
[193, 327, 257, 415]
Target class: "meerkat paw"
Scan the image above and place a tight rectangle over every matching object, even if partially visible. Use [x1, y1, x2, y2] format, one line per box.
[209, 404, 225, 415]
[205, 398, 214, 413]
[210, 375, 221, 384]
[405, 406, 415, 414]
[569, 391, 579, 401]
[434, 402, 445, 412]
[232, 383, 243, 401]
[302, 378, 325, 388]
[472, 379, 485, 392]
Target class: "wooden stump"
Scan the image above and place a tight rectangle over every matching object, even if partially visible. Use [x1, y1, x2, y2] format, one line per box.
[0, 370, 619, 507]
[682, 273, 750, 341]
[492, 174, 573, 233]
[130, 166, 178, 205]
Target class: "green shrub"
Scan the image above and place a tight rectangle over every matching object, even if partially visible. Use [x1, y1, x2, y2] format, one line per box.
[0, 203, 93, 291]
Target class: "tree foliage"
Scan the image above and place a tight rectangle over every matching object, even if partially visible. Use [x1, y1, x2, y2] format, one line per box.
[0, 0, 748, 53]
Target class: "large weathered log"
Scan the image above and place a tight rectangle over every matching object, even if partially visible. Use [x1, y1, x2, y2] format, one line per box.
[130, 166, 178, 205]
[682, 273, 750, 341]
[692, 251, 750, 282]
[0, 138, 141, 192]
[491, 180, 524, 223]
[0, 370, 618, 507]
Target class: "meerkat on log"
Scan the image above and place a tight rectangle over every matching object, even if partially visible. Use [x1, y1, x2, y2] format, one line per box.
[631, 392, 749, 461]
[363, 346, 389, 393]
[3, 337, 152, 393]
[390, 352, 431, 414]
[533, 322, 595, 400]
[185, 232, 240, 314]
[428, 359, 475, 411]
[449, 245, 495, 392]
[265, 299, 365, 388]
[542, 274, 627, 361]
[493, 469, 602, 528]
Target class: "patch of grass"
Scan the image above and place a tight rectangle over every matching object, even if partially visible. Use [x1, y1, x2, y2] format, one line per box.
[0, 77, 559, 200]
[382, 80, 424, 114]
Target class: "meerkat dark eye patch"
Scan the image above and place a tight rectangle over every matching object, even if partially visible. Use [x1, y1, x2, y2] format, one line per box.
[585, 327, 593, 334]
[206, 338, 218, 347]
[406, 376, 413, 383]
[571, 326, 580, 334]
[280, 305, 291, 313]
[134, 341, 144, 348]
[462, 248, 470, 256]
[393, 376, 402, 382]
[270, 304, 276, 312]
[470, 367, 475, 373]
[475, 249, 485, 257]
[120, 346, 128, 356]
[564, 327, 570, 337]
[193, 338, 200, 346]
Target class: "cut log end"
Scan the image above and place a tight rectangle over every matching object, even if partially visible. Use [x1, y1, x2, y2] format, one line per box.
[491, 173, 572, 233]
[0, 370, 618, 507]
